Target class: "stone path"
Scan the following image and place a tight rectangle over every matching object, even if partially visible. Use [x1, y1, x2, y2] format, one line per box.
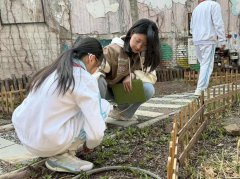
[106, 92, 197, 127]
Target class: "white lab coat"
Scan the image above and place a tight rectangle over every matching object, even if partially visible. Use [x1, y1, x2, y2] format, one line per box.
[12, 66, 110, 157]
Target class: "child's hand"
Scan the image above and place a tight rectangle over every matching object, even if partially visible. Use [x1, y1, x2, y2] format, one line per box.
[83, 142, 94, 154]
[122, 75, 132, 92]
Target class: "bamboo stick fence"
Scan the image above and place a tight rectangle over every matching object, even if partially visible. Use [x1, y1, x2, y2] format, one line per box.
[156, 68, 184, 82]
[0, 74, 28, 114]
[184, 69, 240, 86]
[167, 80, 240, 178]
[1, 69, 238, 115]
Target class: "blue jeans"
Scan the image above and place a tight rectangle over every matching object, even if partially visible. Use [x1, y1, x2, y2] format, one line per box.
[98, 76, 155, 118]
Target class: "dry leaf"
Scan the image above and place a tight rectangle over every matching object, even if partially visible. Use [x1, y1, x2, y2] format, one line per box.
[204, 167, 216, 179]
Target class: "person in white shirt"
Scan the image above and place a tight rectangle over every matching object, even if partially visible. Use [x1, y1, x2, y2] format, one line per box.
[190, 0, 226, 96]
[12, 38, 110, 173]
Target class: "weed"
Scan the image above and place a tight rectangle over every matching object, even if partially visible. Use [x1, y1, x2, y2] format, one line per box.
[42, 174, 52, 179]
[99, 177, 109, 179]
[116, 145, 130, 154]
[29, 172, 38, 178]
[77, 172, 89, 179]
[125, 127, 137, 138]
[115, 130, 122, 139]
[14, 163, 23, 170]
[183, 159, 200, 178]
[102, 137, 117, 147]
[145, 141, 155, 148]
[131, 168, 152, 178]
[95, 158, 105, 165]
[158, 134, 170, 144]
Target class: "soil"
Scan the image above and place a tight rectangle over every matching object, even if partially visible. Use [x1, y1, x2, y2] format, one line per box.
[154, 80, 195, 97]
[78, 119, 172, 179]
[180, 106, 240, 178]
[15, 118, 172, 179]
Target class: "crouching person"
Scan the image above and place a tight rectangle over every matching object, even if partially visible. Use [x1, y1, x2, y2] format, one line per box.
[12, 38, 110, 173]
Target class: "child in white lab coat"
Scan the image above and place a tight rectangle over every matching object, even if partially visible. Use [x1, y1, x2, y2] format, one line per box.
[12, 37, 110, 173]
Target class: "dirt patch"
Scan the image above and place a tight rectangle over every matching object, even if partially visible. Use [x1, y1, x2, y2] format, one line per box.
[180, 107, 240, 178]
[10, 119, 171, 179]
[154, 80, 195, 97]
[76, 118, 172, 179]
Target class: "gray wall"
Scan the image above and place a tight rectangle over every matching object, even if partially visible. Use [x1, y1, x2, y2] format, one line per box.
[0, 0, 239, 78]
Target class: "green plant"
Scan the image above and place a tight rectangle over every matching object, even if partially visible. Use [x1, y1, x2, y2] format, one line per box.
[130, 168, 152, 178]
[99, 177, 110, 179]
[77, 172, 89, 179]
[125, 127, 137, 138]
[42, 174, 52, 179]
[14, 163, 23, 170]
[102, 137, 117, 147]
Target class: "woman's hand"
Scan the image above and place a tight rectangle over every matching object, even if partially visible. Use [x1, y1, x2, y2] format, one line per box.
[122, 75, 132, 92]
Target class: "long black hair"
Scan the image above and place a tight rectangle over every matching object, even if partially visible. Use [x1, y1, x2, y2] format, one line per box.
[123, 18, 160, 72]
[28, 37, 104, 95]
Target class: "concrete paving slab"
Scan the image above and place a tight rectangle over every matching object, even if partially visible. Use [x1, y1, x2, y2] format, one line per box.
[106, 117, 138, 127]
[163, 94, 191, 98]
[171, 98, 194, 103]
[135, 110, 164, 117]
[181, 93, 200, 99]
[0, 138, 15, 149]
[0, 144, 38, 164]
[150, 98, 193, 103]
[141, 102, 185, 108]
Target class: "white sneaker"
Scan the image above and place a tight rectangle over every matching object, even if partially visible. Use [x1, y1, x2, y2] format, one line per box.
[45, 152, 93, 173]
[194, 90, 202, 96]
